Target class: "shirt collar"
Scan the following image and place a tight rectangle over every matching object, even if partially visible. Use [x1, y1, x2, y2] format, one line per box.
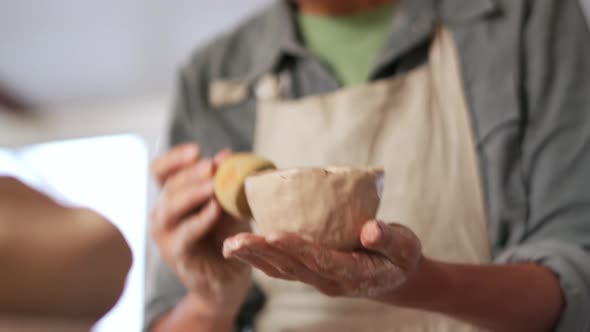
[246, 1, 300, 81]
[248, 0, 500, 80]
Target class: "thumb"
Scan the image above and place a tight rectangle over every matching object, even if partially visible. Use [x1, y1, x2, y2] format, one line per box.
[360, 220, 422, 271]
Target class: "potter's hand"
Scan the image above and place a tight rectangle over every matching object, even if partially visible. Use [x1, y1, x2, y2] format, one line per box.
[223, 220, 422, 298]
[151, 144, 251, 319]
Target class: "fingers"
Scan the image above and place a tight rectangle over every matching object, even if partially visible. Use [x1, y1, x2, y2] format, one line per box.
[267, 234, 348, 279]
[155, 179, 215, 229]
[267, 234, 391, 282]
[223, 233, 285, 278]
[236, 236, 304, 277]
[151, 143, 200, 186]
[224, 234, 333, 289]
[222, 232, 263, 258]
[268, 234, 406, 297]
[214, 149, 233, 167]
[176, 199, 222, 250]
[165, 159, 214, 195]
[153, 159, 216, 229]
[224, 231, 410, 298]
[360, 220, 422, 271]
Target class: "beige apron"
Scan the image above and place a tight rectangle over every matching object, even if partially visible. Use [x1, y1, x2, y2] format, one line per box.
[250, 27, 490, 332]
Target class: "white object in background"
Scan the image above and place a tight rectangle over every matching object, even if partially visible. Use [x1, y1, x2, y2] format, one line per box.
[0, 134, 149, 332]
[0, 150, 32, 179]
[0, 149, 69, 203]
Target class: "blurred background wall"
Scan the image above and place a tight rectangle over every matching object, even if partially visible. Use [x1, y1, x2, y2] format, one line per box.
[0, 0, 269, 108]
[0, 0, 589, 331]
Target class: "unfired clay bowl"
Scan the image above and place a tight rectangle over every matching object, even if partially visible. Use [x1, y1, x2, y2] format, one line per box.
[244, 167, 384, 250]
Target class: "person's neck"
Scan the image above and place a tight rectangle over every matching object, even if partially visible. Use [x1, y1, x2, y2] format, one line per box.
[293, 0, 397, 16]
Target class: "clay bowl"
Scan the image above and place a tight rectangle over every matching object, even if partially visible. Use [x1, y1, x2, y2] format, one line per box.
[244, 167, 384, 250]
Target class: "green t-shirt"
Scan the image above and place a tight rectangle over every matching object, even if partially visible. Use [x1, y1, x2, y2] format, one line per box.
[296, 4, 395, 86]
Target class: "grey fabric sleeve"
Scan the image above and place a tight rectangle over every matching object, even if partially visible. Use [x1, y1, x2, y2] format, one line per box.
[495, 1, 590, 331]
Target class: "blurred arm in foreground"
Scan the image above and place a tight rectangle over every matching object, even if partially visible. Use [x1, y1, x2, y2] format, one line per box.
[0, 177, 132, 330]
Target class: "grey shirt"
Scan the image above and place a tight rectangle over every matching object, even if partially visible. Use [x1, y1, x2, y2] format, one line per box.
[144, 0, 590, 331]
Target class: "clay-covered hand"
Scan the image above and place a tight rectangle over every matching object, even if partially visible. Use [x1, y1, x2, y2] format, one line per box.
[223, 220, 422, 298]
[151, 144, 251, 318]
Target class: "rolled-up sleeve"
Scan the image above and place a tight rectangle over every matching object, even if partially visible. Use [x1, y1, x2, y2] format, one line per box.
[496, 241, 590, 331]
[494, 1, 590, 331]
